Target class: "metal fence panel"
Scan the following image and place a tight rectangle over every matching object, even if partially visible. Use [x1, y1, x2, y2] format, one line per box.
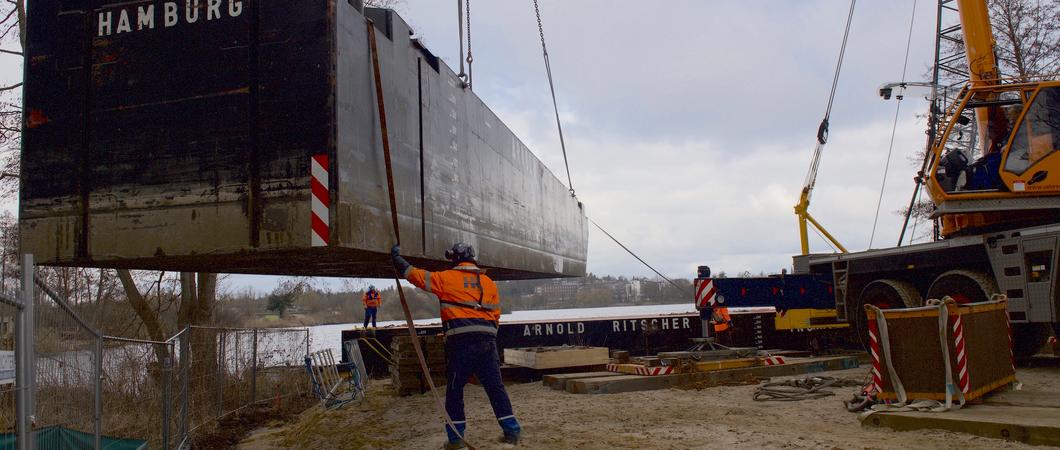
[33, 283, 99, 445]
[0, 292, 20, 450]
[4, 257, 312, 449]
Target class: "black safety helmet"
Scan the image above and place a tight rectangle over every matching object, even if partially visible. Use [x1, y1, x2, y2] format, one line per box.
[368, 285, 376, 292]
[444, 242, 476, 263]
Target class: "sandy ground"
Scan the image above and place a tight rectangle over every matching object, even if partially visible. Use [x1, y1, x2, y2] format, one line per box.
[239, 364, 1060, 449]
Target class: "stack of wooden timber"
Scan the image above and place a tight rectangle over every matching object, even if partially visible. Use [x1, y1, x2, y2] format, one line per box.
[543, 355, 862, 394]
[503, 346, 610, 369]
[603, 350, 792, 376]
[390, 335, 447, 396]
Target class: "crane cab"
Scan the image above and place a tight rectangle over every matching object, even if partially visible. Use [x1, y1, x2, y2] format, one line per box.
[926, 80, 1060, 236]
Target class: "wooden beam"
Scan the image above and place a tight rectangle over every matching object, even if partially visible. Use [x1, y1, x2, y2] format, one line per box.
[541, 372, 624, 390]
[568, 356, 860, 394]
[862, 405, 1060, 446]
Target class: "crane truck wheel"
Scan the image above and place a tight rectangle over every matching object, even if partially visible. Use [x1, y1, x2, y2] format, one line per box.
[1012, 324, 1053, 361]
[926, 270, 1047, 361]
[925, 270, 998, 304]
[853, 279, 922, 351]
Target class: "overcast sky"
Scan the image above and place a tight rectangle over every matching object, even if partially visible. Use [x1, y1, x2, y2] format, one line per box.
[2, 0, 945, 294]
[388, 0, 940, 278]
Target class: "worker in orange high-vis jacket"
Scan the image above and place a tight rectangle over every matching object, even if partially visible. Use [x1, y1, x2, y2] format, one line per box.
[712, 304, 732, 334]
[362, 285, 382, 329]
[392, 243, 521, 449]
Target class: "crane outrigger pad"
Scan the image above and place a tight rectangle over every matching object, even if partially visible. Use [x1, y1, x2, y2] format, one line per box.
[20, 4, 587, 279]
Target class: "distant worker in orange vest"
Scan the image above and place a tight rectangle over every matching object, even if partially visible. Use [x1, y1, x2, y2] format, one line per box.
[362, 285, 381, 329]
[392, 243, 521, 449]
[713, 305, 732, 334]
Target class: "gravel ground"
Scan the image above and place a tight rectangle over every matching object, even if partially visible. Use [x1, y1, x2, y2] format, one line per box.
[239, 363, 1060, 449]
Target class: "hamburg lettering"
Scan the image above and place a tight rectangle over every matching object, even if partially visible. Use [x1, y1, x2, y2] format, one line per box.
[98, 0, 243, 37]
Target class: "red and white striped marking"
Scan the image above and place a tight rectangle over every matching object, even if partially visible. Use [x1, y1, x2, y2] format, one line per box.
[694, 278, 717, 309]
[606, 364, 674, 376]
[1005, 312, 1016, 372]
[761, 356, 786, 366]
[951, 313, 970, 394]
[310, 154, 330, 247]
[867, 317, 883, 395]
[636, 366, 674, 376]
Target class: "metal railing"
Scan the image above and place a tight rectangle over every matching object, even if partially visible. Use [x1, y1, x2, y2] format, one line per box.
[0, 255, 312, 449]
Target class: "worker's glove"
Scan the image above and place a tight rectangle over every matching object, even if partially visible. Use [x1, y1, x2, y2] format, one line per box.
[391, 244, 411, 276]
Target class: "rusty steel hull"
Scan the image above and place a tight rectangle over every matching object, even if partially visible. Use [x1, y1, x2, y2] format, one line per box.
[20, 3, 587, 279]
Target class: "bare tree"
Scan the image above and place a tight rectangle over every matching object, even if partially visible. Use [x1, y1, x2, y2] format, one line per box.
[0, 0, 24, 199]
[365, 0, 403, 9]
[990, 0, 1060, 81]
[937, 0, 1060, 83]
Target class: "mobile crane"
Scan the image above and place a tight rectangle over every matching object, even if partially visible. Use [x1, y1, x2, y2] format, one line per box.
[697, 0, 1060, 358]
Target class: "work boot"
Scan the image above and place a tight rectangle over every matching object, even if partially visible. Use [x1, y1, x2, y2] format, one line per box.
[499, 432, 520, 445]
[443, 440, 466, 450]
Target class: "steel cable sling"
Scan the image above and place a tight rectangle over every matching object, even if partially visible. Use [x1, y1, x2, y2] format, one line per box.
[752, 376, 862, 401]
[533, 0, 575, 196]
[367, 20, 477, 450]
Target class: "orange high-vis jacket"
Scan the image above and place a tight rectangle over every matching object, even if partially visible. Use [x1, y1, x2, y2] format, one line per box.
[362, 290, 381, 308]
[713, 307, 731, 333]
[404, 262, 501, 336]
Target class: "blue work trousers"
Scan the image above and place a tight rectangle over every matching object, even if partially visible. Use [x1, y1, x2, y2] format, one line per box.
[363, 307, 377, 328]
[444, 333, 520, 442]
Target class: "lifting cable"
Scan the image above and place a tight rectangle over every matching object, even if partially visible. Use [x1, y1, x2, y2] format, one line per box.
[906, 184, 925, 244]
[868, 0, 919, 248]
[457, 0, 473, 88]
[591, 219, 688, 295]
[533, 0, 576, 196]
[804, 0, 857, 196]
[368, 21, 475, 450]
[811, 225, 840, 253]
[530, 2, 685, 293]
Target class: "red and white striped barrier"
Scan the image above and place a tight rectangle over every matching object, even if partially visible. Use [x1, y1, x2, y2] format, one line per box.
[694, 278, 717, 309]
[867, 318, 883, 395]
[761, 356, 786, 366]
[1005, 312, 1016, 372]
[951, 313, 970, 394]
[310, 154, 330, 247]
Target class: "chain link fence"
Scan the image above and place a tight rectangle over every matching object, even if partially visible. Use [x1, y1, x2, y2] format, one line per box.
[0, 256, 314, 449]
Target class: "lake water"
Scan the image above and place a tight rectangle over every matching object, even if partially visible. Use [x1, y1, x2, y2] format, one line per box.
[306, 303, 761, 359]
